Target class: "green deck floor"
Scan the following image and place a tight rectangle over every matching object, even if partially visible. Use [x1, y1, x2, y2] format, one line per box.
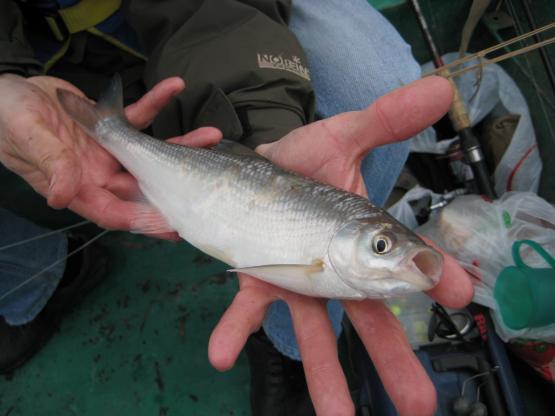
[0, 168, 250, 415]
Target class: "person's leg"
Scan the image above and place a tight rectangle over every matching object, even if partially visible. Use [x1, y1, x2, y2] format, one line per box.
[263, 0, 421, 361]
[0, 209, 109, 374]
[0, 208, 67, 326]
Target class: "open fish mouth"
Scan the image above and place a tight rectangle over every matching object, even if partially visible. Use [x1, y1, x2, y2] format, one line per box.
[398, 247, 443, 290]
[355, 247, 444, 298]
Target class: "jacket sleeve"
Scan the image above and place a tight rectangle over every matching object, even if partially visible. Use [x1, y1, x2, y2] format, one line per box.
[0, 0, 42, 76]
[124, 0, 315, 149]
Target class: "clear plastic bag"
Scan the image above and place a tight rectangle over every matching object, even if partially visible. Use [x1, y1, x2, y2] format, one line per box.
[417, 191, 555, 342]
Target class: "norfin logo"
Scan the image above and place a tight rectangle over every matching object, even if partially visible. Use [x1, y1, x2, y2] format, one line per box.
[257, 54, 311, 80]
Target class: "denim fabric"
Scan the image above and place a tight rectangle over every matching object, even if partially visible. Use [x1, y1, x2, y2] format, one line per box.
[0, 209, 67, 326]
[263, 0, 422, 360]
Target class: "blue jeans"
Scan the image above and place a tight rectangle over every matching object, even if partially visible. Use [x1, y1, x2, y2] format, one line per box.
[263, 0, 422, 360]
[0, 208, 67, 326]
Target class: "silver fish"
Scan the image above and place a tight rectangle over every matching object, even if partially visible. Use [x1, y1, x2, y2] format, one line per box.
[56, 77, 443, 299]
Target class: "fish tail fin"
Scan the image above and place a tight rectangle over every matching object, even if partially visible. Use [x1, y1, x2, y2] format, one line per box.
[56, 74, 125, 135]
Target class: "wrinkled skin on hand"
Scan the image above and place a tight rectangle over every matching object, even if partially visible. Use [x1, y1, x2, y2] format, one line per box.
[0, 74, 473, 416]
[0, 74, 220, 237]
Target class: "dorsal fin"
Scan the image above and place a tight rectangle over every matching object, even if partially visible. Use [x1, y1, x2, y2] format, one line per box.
[213, 139, 265, 159]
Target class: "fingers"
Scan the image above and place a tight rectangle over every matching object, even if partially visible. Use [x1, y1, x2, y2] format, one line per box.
[70, 184, 145, 229]
[166, 127, 223, 148]
[125, 77, 185, 130]
[209, 281, 355, 415]
[423, 238, 474, 308]
[288, 296, 354, 416]
[68, 184, 178, 241]
[344, 300, 437, 416]
[208, 281, 272, 371]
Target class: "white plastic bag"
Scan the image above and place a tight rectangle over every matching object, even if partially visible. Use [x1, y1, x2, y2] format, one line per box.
[417, 191, 555, 342]
[414, 53, 542, 195]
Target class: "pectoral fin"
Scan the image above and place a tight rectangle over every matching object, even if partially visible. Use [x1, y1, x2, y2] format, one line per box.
[229, 261, 324, 295]
[129, 203, 175, 235]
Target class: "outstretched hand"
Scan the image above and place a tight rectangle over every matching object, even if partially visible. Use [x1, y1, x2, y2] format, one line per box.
[0, 74, 220, 237]
[206, 76, 475, 416]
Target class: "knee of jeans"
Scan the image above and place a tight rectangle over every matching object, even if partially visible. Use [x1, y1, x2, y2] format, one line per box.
[290, 1, 420, 80]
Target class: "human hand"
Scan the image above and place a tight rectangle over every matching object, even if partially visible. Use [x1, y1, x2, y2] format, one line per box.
[0, 74, 220, 235]
[207, 76, 475, 415]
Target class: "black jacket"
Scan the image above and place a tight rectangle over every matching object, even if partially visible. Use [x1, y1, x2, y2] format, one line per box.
[0, 0, 315, 148]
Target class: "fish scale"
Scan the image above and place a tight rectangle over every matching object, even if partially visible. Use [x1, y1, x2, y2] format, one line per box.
[101, 117, 354, 264]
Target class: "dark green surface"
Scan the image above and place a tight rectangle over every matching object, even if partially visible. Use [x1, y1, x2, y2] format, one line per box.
[0, 167, 249, 416]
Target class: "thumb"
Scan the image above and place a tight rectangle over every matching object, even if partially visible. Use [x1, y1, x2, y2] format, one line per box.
[24, 124, 82, 208]
[256, 76, 453, 173]
[289, 76, 454, 162]
[336, 76, 454, 155]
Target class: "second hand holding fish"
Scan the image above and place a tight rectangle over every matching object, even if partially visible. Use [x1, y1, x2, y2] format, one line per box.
[207, 76, 474, 416]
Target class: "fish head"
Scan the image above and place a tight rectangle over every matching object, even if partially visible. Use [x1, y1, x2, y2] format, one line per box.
[328, 217, 443, 297]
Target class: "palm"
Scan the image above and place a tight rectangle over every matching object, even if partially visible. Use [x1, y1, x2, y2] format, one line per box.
[0, 74, 205, 233]
[32, 77, 123, 189]
[209, 77, 475, 416]
[234, 110, 372, 324]
[1, 76, 118, 198]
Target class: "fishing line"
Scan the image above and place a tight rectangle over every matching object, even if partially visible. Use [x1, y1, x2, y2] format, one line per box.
[425, 21, 555, 76]
[431, 36, 555, 79]
[0, 229, 109, 305]
[0, 219, 91, 251]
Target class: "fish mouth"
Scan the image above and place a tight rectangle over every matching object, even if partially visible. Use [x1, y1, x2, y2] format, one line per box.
[357, 248, 444, 298]
[397, 247, 443, 290]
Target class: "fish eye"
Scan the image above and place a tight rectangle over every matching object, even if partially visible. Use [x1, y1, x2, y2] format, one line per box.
[372, 234, 392, 255]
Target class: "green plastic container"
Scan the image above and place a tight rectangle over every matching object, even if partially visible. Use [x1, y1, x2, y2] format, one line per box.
[494, 240, 555, 330]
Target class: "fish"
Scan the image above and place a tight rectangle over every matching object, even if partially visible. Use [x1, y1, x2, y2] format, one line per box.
[55, 76, 443, 299]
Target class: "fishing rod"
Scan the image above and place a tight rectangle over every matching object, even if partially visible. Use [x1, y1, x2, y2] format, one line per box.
[409, 0, 497, 199]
